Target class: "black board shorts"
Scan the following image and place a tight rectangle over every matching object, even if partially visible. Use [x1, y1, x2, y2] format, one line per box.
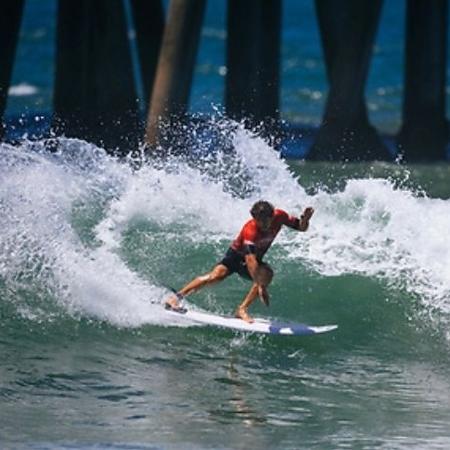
[219, 248, 252, 280]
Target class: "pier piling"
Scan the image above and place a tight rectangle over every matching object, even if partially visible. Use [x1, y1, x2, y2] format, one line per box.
[130, 0, 164, 113]
[309, 0, 390, 161]
[53, 0, 139, 154]
[397, 0, 448, 161]
[0, 0, 24, 139]
[225, 0, 281, 128]
[145, 0, 206, 148]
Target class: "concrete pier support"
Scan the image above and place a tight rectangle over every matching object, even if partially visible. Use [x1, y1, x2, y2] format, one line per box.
[0, 0, 24, 139]
[145, 0, 206, 148]
[309, 0, 390, 161]
[53, 0, 139, 154]
[225, 0, 281, 127]
[130, 0, 164, 112]
[397, 0, 448, 161]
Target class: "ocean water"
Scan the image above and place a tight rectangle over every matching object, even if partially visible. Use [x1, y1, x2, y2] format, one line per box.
[1, 119, 450, 448]
[2, 1, 450, 449]
[8, 0, 449, 136]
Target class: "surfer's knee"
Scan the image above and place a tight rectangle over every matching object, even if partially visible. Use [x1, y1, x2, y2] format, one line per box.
[211, 265, 229, 281]
[199, 266, 228, 284]
[198, 273, 213, 283]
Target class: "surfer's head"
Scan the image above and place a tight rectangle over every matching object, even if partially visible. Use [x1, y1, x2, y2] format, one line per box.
[251, 200, 274, 230]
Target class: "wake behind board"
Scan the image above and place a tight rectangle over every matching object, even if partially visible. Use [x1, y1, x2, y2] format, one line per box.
[164, 306, 337, 336]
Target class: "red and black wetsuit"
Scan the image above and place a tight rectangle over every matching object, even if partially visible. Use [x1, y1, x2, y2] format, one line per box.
[220, 209, 300, 279]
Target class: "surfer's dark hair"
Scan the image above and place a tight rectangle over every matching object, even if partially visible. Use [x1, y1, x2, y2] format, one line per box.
[250, 200, 274, 219]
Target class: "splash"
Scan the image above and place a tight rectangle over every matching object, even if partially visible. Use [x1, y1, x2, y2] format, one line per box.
[0, 119, 449, 332]
[0, 140, 165, 327]
[289, 177, 450, 323]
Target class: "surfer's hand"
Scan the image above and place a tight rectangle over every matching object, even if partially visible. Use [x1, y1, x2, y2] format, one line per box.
[302, 207, 314, 221]
[258, 285, 270, 307]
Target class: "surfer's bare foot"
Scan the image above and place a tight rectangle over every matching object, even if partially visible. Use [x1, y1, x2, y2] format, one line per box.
[165, 296, 181, 311]
[258, 285, 270, 307]
[235, 307, 254, 323]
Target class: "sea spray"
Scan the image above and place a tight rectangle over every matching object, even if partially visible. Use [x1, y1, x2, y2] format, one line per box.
[295, 178, 450, 319]
[0, 140, 166, 326]
[1, 122, 449, 335]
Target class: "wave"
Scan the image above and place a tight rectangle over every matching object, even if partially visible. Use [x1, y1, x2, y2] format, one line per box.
[0, 119, 449, 337]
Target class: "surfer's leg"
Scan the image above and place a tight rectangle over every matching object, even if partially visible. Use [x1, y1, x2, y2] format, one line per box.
[235, 263, 274, 322]
[165, 264, 229, 309]
[235, 283, 259, 323]
[180, 264, 229, 295]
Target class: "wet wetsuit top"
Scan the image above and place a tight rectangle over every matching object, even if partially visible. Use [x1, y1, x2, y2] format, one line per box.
[230, 209, 300, 259]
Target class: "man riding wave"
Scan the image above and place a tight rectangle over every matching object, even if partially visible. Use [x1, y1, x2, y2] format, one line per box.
[165, 200, 314, 322]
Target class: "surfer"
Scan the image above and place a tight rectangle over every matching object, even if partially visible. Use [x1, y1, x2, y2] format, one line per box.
[165, 200, 314, 322]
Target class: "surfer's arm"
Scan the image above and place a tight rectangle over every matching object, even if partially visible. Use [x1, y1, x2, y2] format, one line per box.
[245, 253, 260, 280]
[280, 207, 314, 232]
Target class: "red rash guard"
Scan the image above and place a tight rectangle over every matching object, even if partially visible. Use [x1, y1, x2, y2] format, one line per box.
[230, 209, 300, 259]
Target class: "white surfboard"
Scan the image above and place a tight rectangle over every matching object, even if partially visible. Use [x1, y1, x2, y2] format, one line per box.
[164, 306, 338, 336]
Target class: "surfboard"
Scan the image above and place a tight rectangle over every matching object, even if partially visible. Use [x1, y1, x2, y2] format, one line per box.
[164, 306, 338, 336]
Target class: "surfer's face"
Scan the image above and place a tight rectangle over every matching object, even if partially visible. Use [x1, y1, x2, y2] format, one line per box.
[256, 214, 273, 231]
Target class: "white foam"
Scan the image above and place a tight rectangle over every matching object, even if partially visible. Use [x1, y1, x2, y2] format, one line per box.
[8, 82, 38, 96]
[0, 141, 169, 327]
[289, 178, 450, 312]
[1, 125, 450, 331]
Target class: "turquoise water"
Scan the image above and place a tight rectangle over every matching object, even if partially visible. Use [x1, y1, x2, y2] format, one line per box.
[1, 122, 450, 448]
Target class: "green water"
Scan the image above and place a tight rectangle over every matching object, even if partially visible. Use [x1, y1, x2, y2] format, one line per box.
[1, 138, 450, 449]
